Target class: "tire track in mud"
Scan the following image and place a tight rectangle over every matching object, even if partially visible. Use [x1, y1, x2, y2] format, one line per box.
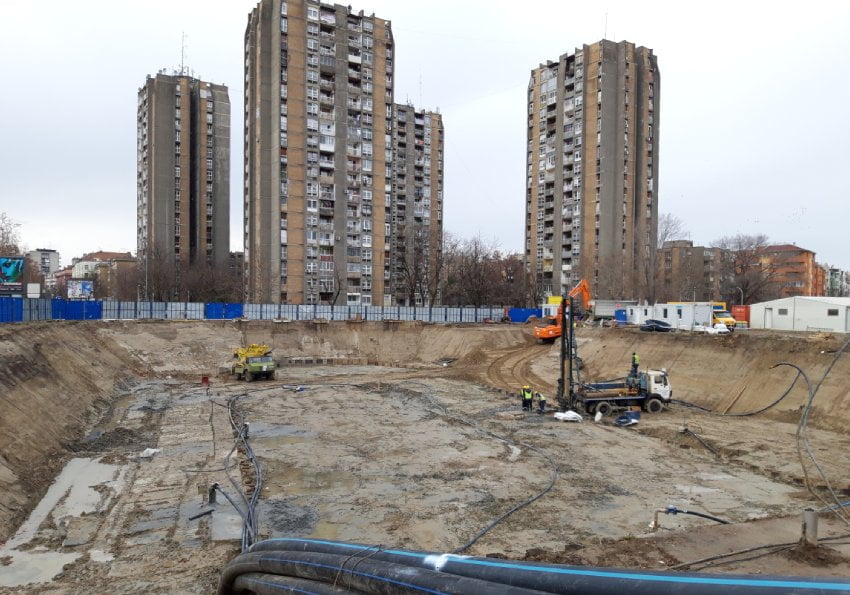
[484, 344, 553, 394]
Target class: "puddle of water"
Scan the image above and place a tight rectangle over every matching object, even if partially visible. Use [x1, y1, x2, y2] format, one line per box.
[100, 393, 137, 432]
[0, 550, 81, 588]
[6, 458, 125, 550]
[89, 549, 114, 563]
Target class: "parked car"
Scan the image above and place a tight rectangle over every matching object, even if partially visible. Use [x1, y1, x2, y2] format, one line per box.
[692, 323, 731, 335]
[640, 319, 675, 332]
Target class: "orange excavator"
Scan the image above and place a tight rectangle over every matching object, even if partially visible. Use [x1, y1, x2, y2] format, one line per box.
[533, 279, 591, 343]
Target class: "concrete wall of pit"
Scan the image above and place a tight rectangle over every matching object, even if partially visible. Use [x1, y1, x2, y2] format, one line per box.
[0, 320, 848, 541]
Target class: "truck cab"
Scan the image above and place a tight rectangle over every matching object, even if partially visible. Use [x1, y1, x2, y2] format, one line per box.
[641, 369, 672, 401]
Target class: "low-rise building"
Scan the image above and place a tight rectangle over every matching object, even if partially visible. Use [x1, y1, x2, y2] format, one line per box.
[750, 296, 850, 332]
[759, 244, 823, 298]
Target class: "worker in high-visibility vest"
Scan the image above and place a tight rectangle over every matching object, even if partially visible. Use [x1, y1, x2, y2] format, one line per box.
[631, 352, 640, 377]
[520, 385, 533, 412]
[536, 392, 547, 414]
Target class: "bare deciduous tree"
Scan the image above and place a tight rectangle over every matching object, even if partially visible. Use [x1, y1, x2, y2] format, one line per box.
[656, 213, 687, 249]
[0, 212, 22, 255]
[712, 234, 779, 304]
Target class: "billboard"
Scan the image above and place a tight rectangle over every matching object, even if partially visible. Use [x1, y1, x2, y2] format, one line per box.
[0, 256, 25, 295]
[67, 279, 94, 300]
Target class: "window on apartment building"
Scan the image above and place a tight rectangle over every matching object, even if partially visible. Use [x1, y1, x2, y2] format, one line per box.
[175, 166, 181, 178]
[307, 6, 318, 19]
[307, 39, 318, 50]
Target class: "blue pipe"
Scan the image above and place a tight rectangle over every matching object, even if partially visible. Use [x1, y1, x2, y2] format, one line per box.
[249, 537, 850, 594]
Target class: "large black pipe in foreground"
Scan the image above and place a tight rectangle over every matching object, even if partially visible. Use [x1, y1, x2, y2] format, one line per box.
[223, 537, 850, 595]
[218, 550, 548, 594]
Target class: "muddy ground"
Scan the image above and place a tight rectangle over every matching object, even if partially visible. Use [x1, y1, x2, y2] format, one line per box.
[0, 321, 848, 592]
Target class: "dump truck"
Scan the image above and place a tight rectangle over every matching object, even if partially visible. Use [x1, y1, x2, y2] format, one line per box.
[534, 279, 591, 342]
[575, 369, 672, 416]
[231, 344, 276, 381]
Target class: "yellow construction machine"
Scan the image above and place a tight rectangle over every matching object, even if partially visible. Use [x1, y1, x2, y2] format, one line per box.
[231, 344, 276, 381]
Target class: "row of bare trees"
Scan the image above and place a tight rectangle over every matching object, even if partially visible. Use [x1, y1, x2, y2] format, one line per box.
[656, 213, 812, 304]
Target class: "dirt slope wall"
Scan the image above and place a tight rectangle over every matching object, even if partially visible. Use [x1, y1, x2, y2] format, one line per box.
[568, 328, 850, 428]
[0, 322, 140, 540]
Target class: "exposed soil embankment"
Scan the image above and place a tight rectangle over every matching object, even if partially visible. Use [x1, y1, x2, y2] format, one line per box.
[0, 322, 142, 541]
[562, 328, 850, 430]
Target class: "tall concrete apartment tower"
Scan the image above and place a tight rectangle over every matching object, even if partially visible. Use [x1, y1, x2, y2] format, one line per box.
[390, 104, 444, 305]
[525, 40, 659, 300]
[245, 0, 394, 305]
[137, 73, 231, 278]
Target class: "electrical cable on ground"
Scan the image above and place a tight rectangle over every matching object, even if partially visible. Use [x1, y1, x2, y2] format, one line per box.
[670, 363, 803, 417]
[395, 382, 559, 554]
[795, 336, 850, 524]
[668, 532, 850, 571]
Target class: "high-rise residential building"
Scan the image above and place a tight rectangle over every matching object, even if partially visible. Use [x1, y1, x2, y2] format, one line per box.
[656, 240, 732, 302]
[390, 104, 444, 306]
[136, 72, 231, 282]
[525, 40, 659, 301]
[245, 0, 394, 305]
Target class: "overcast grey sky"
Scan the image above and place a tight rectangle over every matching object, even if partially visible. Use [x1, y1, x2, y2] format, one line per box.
[1, 0, 849, 269]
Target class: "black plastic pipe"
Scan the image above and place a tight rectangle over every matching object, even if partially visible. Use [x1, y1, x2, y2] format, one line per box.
[218, 550, 549, 595]
[232, 572, 354, 594]
[245, 538, 850, 595]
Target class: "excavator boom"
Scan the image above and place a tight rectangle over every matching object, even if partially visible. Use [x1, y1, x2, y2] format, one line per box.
[533, 279, 591, 342]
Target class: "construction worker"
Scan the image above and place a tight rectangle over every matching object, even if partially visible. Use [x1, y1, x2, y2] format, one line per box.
[520, 385, 533, 412]
[536, 392, 547, 414]
[631, 352, 640, 377]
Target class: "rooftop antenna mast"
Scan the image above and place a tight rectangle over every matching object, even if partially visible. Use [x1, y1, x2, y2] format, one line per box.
[604, 11, 608, 39]
[180, 31, 187, 75]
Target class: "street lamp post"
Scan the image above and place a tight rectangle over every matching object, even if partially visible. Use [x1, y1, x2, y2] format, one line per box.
[735, 286, 744, 305]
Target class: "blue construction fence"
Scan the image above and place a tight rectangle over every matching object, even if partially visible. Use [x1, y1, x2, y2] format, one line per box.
[0, 298, 536, 324]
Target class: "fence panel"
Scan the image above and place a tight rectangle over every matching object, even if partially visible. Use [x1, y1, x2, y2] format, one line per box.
[65, 301, 102, 320]
[150, 302, 168, 319]
[330, 306, 346, 320]
[280, 305, 298, 320]
[315, 305, 333, 320]
[296, 305, 314, 320]
[101, 301, 119, 319]
[413, 308, 429, 322]
[23, 298, 52, 321]
[186, 302, 205, 320]
[205, 303, 224, 319]
[243, 304, 262, 320]
[0, 298, 23, 323]
[224, 303, 243, 319]
[365, 306, 383, 321]
[166, 302, 186, 319]
[444, 308, 460, 323]
[260, 304, 279, 320]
